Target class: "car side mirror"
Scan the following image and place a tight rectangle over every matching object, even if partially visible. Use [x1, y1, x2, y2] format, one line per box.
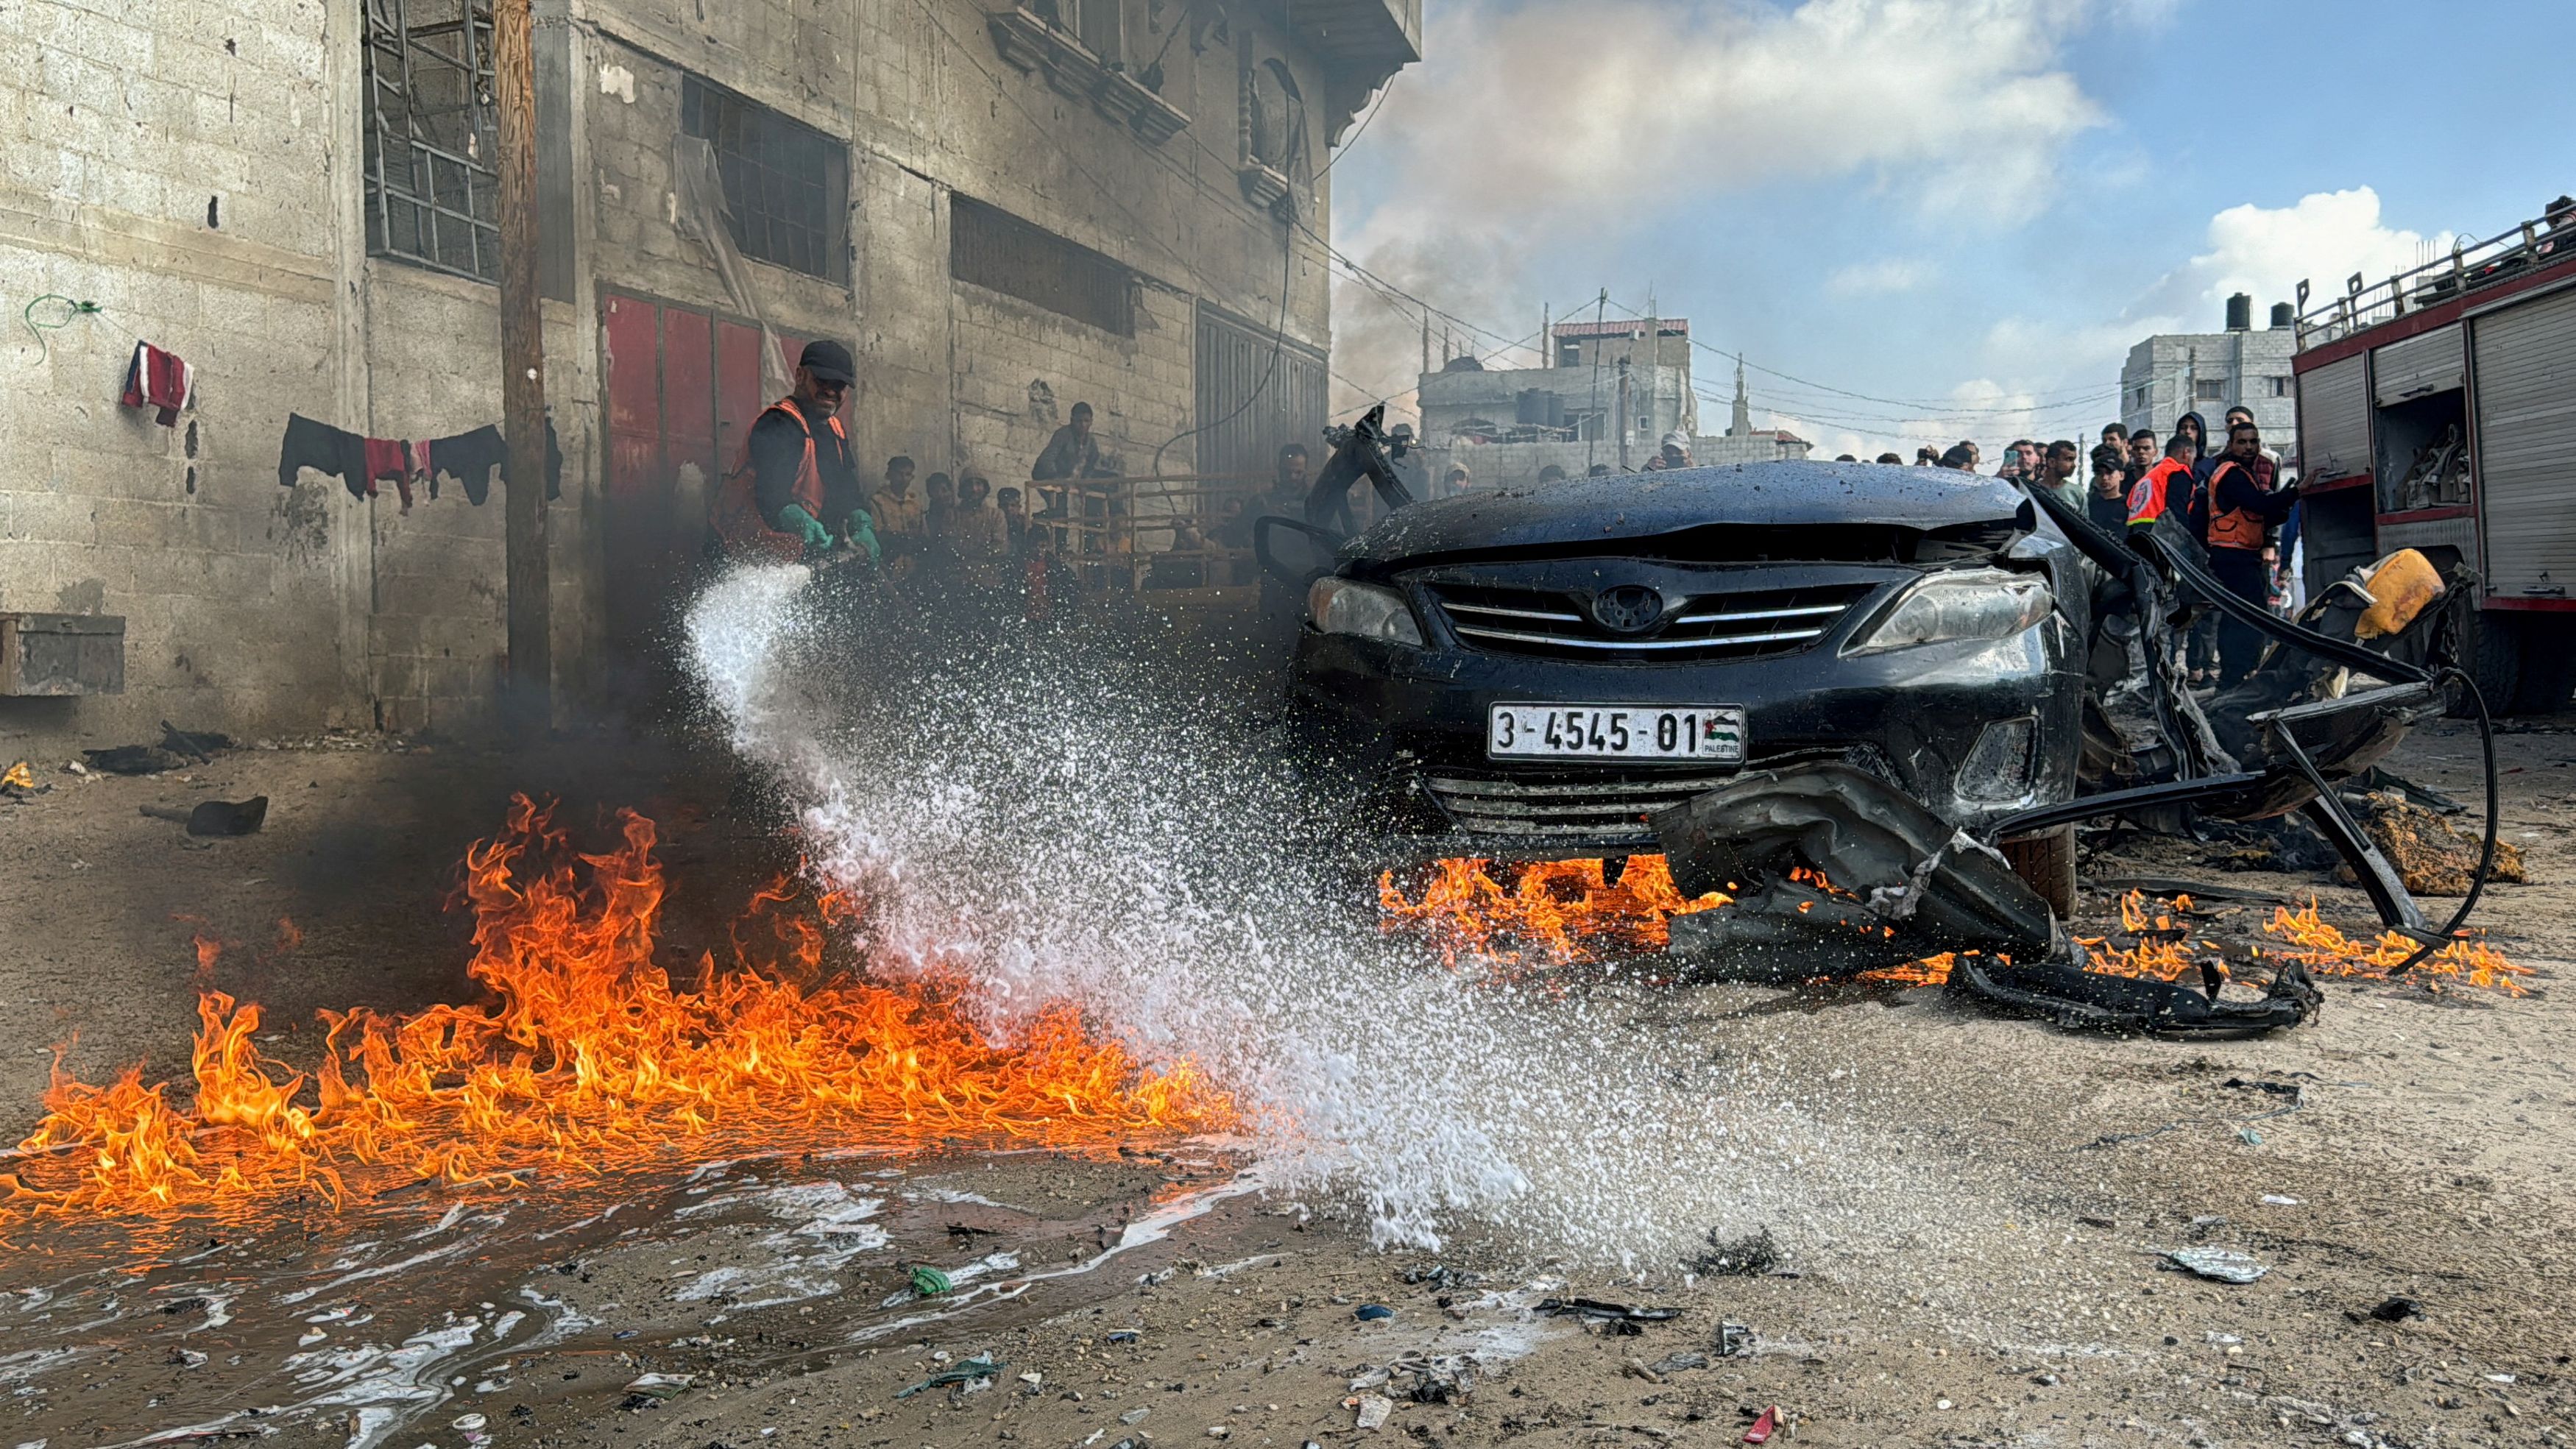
[1253, 515, 1342, 590]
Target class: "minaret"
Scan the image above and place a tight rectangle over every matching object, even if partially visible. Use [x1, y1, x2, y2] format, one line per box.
[1729, 354, 1752, 438]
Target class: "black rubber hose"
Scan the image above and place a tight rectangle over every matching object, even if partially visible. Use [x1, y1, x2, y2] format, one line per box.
[2388, 665, 2498, 977]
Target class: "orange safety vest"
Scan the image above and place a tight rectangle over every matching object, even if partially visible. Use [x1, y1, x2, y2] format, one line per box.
[2203, 458, 2265, 551]
[711, 398, 840, 561]
[2126, 456, 2195, 530]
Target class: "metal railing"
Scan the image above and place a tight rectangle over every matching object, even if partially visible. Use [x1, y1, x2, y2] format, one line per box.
[1028, 475, 1273, 603]
[2294, 205, 2576, 351]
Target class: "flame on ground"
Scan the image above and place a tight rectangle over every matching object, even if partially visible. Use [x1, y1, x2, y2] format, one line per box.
[4, 796, 1232, 1220]
[1377, 855, 1729, 969]
[1381, 859, 2528, 996]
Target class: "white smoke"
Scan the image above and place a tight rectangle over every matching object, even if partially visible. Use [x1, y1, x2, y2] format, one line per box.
[1330, 0, 2112, 419]
[682, 568, 1986, 1271]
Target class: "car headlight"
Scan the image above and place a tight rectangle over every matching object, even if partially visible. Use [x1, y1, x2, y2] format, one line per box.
[1308, 577, 1425, 647]
[1845, 567, 2053, 655]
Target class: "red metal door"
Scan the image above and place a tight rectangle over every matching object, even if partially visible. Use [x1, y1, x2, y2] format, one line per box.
[661, 308, 715, 551]
[716, 321, 764, 473]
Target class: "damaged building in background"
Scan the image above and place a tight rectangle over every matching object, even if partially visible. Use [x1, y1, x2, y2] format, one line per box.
[0, 0, 1417, 747]
[1412, 318, 1811, 489]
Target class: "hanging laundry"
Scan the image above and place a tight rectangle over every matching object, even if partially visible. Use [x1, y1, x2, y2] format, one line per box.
[418, 425, 506, 506]
[120, 341, 195, 426]
[277, 413, 369, 500]
[277, 415, 563, 506]
[363, 437, 416, 509]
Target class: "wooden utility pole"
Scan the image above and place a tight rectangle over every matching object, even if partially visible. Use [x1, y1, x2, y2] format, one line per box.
[495, 0, 551, 736]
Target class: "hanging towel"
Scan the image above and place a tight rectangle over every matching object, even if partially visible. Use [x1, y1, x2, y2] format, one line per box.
[120, 341, 195, 426]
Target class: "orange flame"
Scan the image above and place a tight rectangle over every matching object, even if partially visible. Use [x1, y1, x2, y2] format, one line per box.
[5, 796, 1231, 1220]
[1377, 855, 1730, 969]
[1379, 865, 2527, 999]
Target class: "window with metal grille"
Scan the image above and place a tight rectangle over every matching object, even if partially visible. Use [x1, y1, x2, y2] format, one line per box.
[1195, 302, 1325, 481]
[362, 0, 501, 283]
[2195, 378, 2227, 401]
[951, 196, 1135, 336]
[682, 76, 849, 284]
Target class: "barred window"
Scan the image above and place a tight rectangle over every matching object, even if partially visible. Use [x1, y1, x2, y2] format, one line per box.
[950, 196, 1135, 336]
[682, 76, 849, 284]
[362, 0, 501, 283]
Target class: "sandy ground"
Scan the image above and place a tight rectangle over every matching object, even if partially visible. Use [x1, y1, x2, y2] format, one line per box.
[2, 716, 2573, 1448]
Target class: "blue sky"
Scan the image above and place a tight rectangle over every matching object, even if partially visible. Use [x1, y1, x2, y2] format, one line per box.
[1327, 0, 2576, 458]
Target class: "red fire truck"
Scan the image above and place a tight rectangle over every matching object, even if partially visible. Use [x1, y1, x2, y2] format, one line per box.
[2292, 196, 2576, 712]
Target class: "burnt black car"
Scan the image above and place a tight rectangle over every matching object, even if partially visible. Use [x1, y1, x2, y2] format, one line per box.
[1262, 417, 2092, 896]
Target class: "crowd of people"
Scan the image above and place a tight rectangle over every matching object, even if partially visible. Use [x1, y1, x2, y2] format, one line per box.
[1862, 407, 2299, 690]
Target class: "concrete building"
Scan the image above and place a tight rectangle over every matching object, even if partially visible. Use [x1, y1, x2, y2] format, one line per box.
[0, 0, 1415, 750]
[1414, 319, 1807, 489]
[2120, 293, 2301, 460]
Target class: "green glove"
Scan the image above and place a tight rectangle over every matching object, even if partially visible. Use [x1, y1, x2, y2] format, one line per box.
[839, 509, 882, 565]
[778, 504, 832, 553]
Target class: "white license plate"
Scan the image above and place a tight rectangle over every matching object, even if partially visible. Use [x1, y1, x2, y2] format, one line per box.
[1487, 704, 1747, 761]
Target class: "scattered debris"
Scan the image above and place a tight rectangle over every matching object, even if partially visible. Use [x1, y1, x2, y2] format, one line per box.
[2260, 1194, 2302, 1205]
[1743, 1405, 1780, 1444]
[1352, 1393, 1393, 1431]
[2349, 790, 2525, 894]
[1622, 1357, 1664, 1384]
[136, 796, 267, 836]
[2361, 1296, 2423, 1322]
[1649, 1350, 1710, 1374]
[908, 1264, 954, 1297]
[1401, 1264, 1482, 1289]
[160, 720, 232, 761]
[896, 1353, 1003, 1398]
[2162, 1247, 2270, 1283]
[1715, 1322, 1753, 1358]
[1105, 1331, 1140, 1344]
[1685, 1226, 1783, 1276]
[82, 744, 185, 775]
[1353, 1303, 1393, 1321]
[1, 759, 34, 793]
[1535, 1297, 1679, 1323]
[621, 1372, 692, 1400]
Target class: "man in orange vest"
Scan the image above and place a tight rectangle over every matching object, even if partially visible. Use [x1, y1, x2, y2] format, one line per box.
[2125, 433, 2199, 536]
[711, 339, 877, 564]
[2201, 419, 2301, 684]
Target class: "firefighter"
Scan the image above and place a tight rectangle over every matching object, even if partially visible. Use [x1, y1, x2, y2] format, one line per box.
[2201, 419, 2301, 685]
[2126, 433, 2200, 536]
[710, 340, 878, 564]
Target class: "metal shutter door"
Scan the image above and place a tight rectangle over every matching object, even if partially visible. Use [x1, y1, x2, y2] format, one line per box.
[2473, 289, 2576, 598]
[2298, 353, 2371, 483]
[2374, 322, 2465, 405]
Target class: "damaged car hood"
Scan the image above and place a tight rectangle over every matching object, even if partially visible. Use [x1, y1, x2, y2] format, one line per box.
[1348, 460, 2038, 566]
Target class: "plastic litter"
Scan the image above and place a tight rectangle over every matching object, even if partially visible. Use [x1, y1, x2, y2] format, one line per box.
[1743, 1405, 1780, 1444]
[2162, 1247, 2269, 1283]
[896, 1353, 1003, 1398]
[1353, 1393, 1393, 1430]
[1535, 1297, 1678, 1322]
[909, 1264, 954, 1297]
[1354, 1304, 1393, 1321]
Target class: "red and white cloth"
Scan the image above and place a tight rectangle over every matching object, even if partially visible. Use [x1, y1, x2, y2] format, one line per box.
[119, 341, 196, 426]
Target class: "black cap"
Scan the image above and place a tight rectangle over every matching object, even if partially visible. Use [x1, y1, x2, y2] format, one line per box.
[799, 339, 855, 385]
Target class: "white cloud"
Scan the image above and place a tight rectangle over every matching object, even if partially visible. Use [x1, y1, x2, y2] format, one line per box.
[2142, 186, 2449, 333]
[1330, 0, 2114, 418]
[1827, 258, 1932, 297]
[1944, 187, 2454, 460]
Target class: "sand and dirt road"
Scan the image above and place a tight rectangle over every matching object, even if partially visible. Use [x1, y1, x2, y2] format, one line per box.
[2, 711, 2572, 1448]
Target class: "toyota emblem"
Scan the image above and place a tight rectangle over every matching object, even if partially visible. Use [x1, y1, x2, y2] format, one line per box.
[1591, 585, 1664, 634]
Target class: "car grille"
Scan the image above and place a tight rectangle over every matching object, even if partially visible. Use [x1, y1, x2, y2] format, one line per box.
[1426, 581, 1872, 662]
[1421, 773, 1733, 839]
